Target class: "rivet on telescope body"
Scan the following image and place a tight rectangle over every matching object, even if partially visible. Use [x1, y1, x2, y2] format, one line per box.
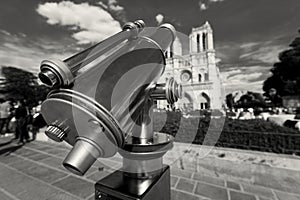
[88, 119, 105, 132]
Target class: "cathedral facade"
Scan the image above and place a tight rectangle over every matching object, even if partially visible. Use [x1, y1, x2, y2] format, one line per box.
[157, 22, 224, 111]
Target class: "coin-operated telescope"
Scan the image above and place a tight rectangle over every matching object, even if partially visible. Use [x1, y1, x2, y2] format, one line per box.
[39, 20, 182, 200]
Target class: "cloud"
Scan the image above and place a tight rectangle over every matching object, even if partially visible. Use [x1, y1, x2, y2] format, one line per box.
[199, 3, 208, 10]
[199, 0, 224, 10]
[0, 30, 74, 73]
[155, 14, 164, 25]
[225, 72, 263, 85]
[37, 1, 122, 44]
[217, 39, 287, 94]
[239, 42, 284, 64]
[107, 0, 124, 12]
[98, 0, 127, 23]
[220, 66, 272, 93]
[0, 30, 11, 36]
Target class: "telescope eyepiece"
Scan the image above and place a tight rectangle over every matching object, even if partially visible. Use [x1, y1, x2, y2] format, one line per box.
[39, 59, 74, 88]
[38, 69, 58, 88]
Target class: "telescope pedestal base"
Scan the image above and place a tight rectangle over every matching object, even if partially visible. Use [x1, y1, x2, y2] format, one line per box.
[94, 165, 170, 200]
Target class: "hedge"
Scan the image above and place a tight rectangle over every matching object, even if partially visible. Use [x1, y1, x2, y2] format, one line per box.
[153, 111, 300, 155]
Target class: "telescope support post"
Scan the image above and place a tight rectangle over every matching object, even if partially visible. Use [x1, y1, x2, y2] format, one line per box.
[95, 98, 171, 200]
[95, 165, 170, 200]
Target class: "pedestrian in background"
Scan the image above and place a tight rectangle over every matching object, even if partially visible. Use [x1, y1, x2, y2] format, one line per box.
[0, 98, 12, 136]
[15, 100, 29, 144]
[31, 101, 42, 140]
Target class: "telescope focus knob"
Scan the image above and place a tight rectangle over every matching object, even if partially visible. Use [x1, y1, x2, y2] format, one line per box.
[45, 122, 69, 142]
[151, 78, 182, 104]
[134, 20, 145, 29]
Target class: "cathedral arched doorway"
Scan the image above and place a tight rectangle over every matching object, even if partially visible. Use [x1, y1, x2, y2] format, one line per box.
[199, 92, 210, 110]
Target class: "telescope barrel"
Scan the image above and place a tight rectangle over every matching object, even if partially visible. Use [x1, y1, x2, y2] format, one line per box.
[39, 20, 145, 88]
[148, 24, 176, 51]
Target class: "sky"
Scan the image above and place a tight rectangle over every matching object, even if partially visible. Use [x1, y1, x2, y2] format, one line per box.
[0, 0, 299, 94]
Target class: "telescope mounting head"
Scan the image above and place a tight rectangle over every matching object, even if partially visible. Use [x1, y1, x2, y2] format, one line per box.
[39, 20, 182, 176]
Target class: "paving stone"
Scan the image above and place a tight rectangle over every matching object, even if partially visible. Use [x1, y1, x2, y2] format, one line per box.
[28, 144, 51, 151]
[193, 173, 225, 186]
[2, 138, 299, 200]
[9, 158, 36, 171]
[39, 156, 66, 171]
[274, 190, 300, 200]
[0, 154, 22, 165]
[195, 182, 228, 200]
[0, 189, 16, 200]
[93, 160, 112, 170]
[242, 183, 275, 199]
[44, 192, 82, 200]
[171, 190, 200, 200]
[56, 151, 68, 158]
[259, 197, 272, 200]
[176, 178, 196, 193]
[13, 148, 37, 157]
[8, 158, 68, 183]
[0, 139, 15, 148]
[86, 170, 110, 182]
[37, 141, 70, 149]
[26, 164, 68, 183]
[230, 190, 256, 200]
[27, 152, 50, 161]
[171, 168, 193, 179]
[226, 181, 241, 190]
[0, 164, 81, 200]
[253, 170, 300, 195]
[84, 166, 101, 177]
[95, 159, 122, 171]
[22, 142, 41, 148]
[0, 164, 35, 195]
[43, 148, 67, 155]
[171, 176, 179, 188]
[0, 144, 24, 157]
[52, 176, 94, 199]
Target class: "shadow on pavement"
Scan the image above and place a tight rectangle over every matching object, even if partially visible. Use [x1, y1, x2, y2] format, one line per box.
[0, 140, 13, 147]
[0, 138, 24, 156]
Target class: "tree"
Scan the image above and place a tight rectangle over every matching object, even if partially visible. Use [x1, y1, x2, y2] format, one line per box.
[226, 91, 266, 109]
[263, 88, 283, 107]
[1, 66, 49, 106]
[225, 93, 234, 109]
[236, 92, 266, 108]
[263, 29, 300, 96]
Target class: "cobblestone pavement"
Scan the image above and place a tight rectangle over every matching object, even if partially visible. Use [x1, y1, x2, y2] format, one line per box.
[0, 136, 299, 200]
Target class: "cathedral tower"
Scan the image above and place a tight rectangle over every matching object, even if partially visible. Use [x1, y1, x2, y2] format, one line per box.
[157, 22, 223, 111]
